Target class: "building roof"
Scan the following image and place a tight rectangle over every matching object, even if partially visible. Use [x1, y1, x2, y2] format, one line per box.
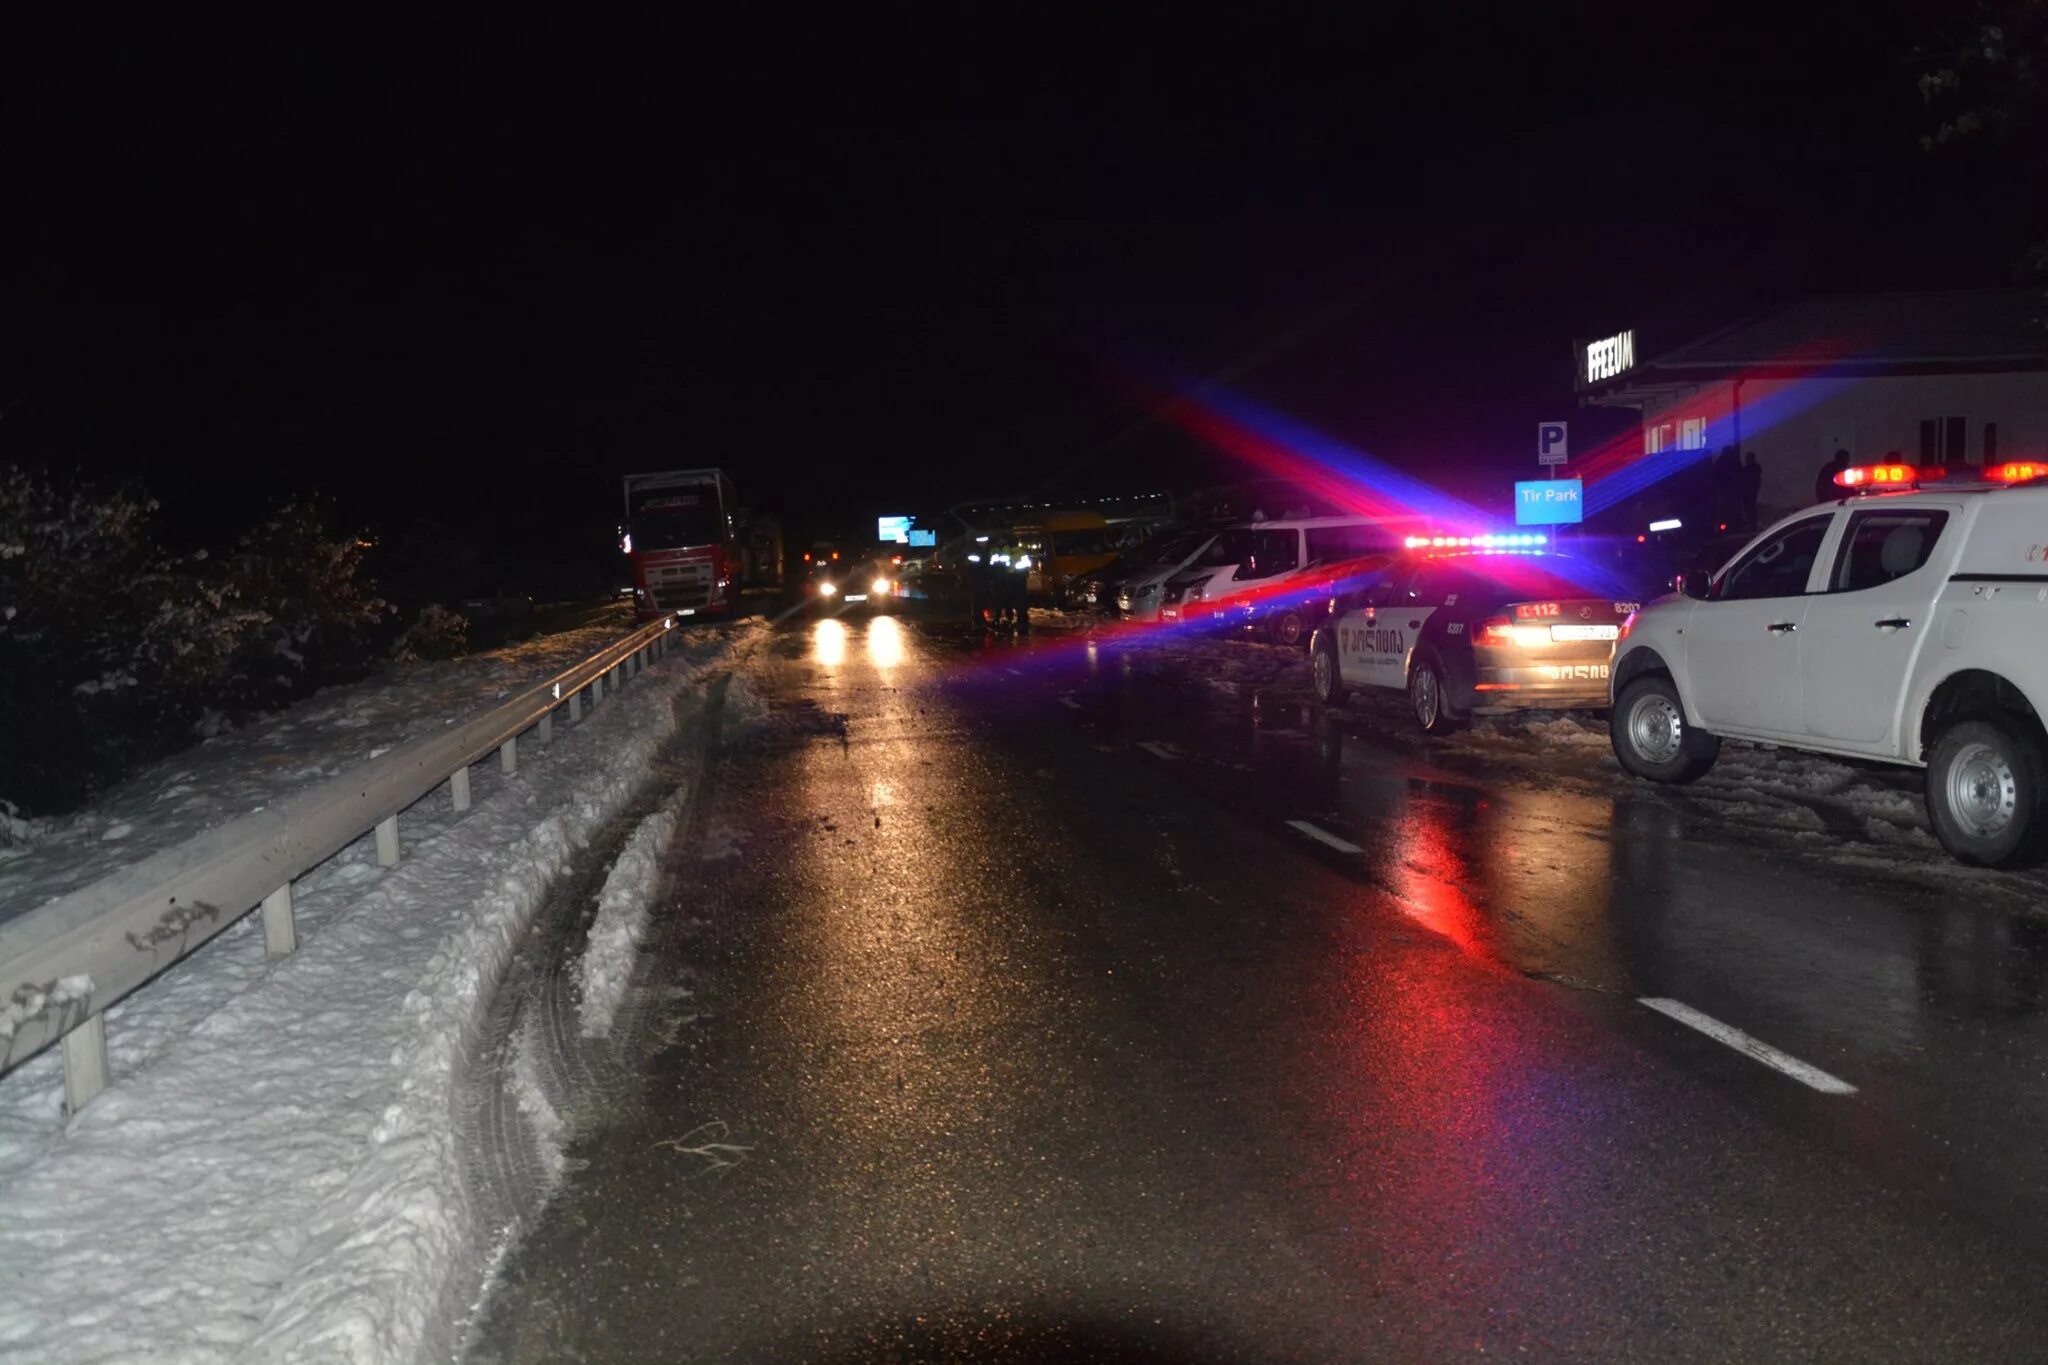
[1587, 290, 2048, 400]
[1666, 290, 2047, 368]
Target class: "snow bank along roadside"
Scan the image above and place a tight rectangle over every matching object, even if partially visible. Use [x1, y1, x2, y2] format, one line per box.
[575, 671, 765, 1042]
[0, 620, 765, 1364]
[576, 800, 686, 1040]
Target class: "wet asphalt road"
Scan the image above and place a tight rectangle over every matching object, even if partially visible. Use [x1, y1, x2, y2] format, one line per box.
[470, 610, 2048, 1363]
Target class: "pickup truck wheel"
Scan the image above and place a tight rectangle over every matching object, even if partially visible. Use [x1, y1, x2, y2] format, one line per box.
[1408, 653, 1463, 735]
[1926, 719, 2048, 869]
[1611, 675, 1719, 783]
[1311, 637, 1349, 705]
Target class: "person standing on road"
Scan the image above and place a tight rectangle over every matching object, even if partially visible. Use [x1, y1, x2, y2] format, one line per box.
[966, 537, 995, 629]
[1006, 544, 1032, 634]
[1711, 447, 1740, 528]
[1815, 449, 1850, 504]
[1740, 451, 1764, 530]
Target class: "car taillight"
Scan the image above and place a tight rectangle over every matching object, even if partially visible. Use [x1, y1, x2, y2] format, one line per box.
[1480, 615, 1553, 648]
[1836, 463, 1943, 488]
[1618, 611, 1637, 642]
[1989, 461, 2047, 483]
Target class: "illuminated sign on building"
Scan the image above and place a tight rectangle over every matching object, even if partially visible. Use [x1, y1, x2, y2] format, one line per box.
[878, 515, 912, 544]
[1584, 329, 1636, 384]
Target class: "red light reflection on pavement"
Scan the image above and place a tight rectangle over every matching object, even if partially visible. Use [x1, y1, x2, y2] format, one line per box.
[1385, 788, 1494, 963]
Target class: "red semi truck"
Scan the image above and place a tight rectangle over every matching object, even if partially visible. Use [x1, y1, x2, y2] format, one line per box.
[622, 469, 742, 621]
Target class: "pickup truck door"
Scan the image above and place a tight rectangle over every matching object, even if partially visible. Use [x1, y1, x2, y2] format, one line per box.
[1684, 513, 1837, 737]
[1798, 506, 1955, 749]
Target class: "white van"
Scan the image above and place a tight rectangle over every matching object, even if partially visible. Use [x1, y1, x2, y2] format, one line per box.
[1160, 516, 1410, 638]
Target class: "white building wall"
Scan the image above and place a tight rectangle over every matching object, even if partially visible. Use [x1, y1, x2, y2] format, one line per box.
[1634, 371, 2048, 518]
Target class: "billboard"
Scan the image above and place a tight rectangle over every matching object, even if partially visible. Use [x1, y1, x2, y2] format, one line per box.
[878, 515, 912, 544]
[907, 528, 937, 547]
[1514, 479, 1584, 526]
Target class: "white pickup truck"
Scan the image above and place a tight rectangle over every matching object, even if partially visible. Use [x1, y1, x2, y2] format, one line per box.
[1609, 462, 2048, 868]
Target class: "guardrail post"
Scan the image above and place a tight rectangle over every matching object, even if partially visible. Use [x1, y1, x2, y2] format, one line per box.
[451, 765, 472, 812]
[568, 688, 584, 722]
[376, 815, 400, 867]
[62, 1015, 108, 1113]
[500, 736, 518, 774]
[538, 711, 553, 744]
[261, 883, 297, 956]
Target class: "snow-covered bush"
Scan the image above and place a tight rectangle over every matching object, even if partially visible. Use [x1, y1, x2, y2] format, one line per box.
[217, 502, 390, 702]
[0, 467, 391, 813]
[390, 603, 471, 662]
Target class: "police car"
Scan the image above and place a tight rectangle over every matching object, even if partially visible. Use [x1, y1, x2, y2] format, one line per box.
[1308, 537, 1639, 732]
[1610, 461, 2048, 868]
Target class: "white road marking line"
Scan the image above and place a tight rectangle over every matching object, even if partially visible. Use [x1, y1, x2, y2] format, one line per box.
[1059, 697, 1083, 710]
[1637, 998, 1857, 1096]
[1285, 819, 1364, 854]
[1137, 741, 1179, 760]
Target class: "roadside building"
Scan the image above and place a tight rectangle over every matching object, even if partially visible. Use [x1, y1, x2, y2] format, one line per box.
[1576, 289, 2048, 525]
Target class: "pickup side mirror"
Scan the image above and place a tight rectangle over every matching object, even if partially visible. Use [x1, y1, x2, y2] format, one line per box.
[1674, 570, 1711, 598]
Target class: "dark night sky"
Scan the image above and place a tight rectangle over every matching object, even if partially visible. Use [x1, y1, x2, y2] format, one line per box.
[0, 4, 2031, 562]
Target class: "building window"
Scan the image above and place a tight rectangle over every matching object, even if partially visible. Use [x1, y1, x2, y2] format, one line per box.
[1645, 422, 1673, 455]
[1920, 415, 1969, 465]
[1678, 417, 1706, 450]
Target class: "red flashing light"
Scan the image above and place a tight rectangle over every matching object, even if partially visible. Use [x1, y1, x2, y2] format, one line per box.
[1836, 463, 1942, 488]
[1636, 534, 1647, 543]
[1990, 461, 2047, 483]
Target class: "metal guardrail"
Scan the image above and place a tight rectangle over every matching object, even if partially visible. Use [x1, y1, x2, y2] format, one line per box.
[0, 613, 682, 1111]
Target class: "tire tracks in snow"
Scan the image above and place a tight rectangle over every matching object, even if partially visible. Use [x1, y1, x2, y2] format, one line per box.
[454, 672, 733, 1348]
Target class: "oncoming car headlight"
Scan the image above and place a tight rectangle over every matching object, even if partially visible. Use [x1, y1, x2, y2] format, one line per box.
[817, 581, 839, 597]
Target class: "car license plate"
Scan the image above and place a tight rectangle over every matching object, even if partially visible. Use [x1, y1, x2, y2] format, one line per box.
[1538, 662, 1611, 681]
[1550, 624, 1618, 642]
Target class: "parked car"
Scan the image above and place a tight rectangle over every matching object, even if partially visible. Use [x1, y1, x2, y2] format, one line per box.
[1309, 545, 1639, 732]
[1115, 529, 1232, 621]
[1610, 460, 2048, 867]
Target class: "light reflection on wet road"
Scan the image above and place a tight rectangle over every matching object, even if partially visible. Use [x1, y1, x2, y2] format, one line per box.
[471, 612, 2048, 1363]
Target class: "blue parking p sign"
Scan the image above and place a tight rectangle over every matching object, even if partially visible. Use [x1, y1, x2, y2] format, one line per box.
[1537, 421, 1569, 465]
[1515, 478, 1584, 526]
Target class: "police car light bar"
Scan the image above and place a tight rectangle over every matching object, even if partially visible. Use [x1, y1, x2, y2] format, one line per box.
[1835, 463, 1943, 488]
[1403, 533, 1547, 550]
[1989, 461, 2047, 483]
